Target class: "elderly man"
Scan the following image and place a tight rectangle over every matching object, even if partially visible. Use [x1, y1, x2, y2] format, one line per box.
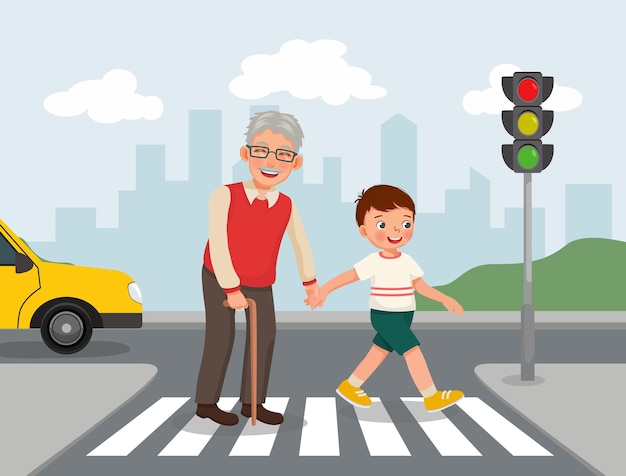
[195, 111, 319, 425]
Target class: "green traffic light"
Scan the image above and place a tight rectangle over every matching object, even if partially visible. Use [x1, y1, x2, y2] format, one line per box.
[517, 144, 539, 170]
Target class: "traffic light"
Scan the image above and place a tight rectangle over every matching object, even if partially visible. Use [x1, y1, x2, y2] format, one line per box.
[501, 72, 554, 173]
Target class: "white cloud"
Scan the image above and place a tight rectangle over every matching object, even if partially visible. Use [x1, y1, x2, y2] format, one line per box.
[229, 39, 387, 106]
[44, 69, 164, 124]
[542, 85, 583, 111]
[462, 64, 583, 115]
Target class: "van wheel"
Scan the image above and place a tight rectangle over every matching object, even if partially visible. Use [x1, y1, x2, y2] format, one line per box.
[40, 303, 93, 354]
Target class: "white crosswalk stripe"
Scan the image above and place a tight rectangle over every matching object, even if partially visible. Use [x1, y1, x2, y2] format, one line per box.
[299, 397, 340, 456]
[401, 397, 481, 456]
[87, 395, 551, 458]
[354, 397, 411, 456]
[229, 397, 290, 456]
[88, 397, 189, 456]
[158, 397, 239, 456]
[456, 397, 552, 456]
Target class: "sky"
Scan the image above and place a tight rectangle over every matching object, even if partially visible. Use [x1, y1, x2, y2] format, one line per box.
[1, 0, 623, 256]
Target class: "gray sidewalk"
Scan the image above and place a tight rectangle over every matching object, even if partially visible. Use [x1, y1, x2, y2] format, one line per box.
[476, 363, 625, 476]
[0, 363, 157, 476]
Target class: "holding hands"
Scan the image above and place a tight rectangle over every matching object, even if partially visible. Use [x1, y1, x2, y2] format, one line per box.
[305, 285, 329, 309]
[304, 282, 321, 306]
[304, 269, 359, 310]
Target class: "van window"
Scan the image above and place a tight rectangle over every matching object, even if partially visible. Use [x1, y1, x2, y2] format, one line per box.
[0, 233, 16, 265]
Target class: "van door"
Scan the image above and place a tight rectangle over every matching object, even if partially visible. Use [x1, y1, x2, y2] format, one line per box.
[0, 230, 40, 328]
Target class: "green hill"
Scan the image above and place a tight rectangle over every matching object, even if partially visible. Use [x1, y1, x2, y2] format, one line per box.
[415, 238, 626, 311]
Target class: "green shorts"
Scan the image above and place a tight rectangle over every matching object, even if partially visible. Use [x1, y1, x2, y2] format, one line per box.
[371, 309, 420, 355]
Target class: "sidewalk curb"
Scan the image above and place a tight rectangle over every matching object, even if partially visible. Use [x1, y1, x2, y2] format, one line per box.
[142, 311, 626, 330]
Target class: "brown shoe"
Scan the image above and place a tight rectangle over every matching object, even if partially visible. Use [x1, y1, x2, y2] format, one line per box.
[196, 404, 239, 426]
[241, 403, 284, 425]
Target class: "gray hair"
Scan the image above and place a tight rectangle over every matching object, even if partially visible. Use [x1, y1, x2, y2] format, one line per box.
[245, 111, 304, 152]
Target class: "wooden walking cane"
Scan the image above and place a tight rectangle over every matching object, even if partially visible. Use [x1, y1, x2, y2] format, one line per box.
[224, 298, 257, 425]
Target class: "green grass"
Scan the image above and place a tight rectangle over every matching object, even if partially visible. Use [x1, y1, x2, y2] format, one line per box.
[415, 238, 626, 311]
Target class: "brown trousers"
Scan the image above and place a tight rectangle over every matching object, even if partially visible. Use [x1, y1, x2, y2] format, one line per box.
[195, 266, 276, 405]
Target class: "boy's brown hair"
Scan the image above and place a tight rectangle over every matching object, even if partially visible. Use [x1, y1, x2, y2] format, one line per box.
[355, 184, 416, 226]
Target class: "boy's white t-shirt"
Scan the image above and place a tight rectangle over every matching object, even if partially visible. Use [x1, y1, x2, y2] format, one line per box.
[353, 252, 424, 312]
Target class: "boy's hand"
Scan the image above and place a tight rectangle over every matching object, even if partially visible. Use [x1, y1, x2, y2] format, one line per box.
[305, 286, 328, 310]
[443, 297, 464, 315]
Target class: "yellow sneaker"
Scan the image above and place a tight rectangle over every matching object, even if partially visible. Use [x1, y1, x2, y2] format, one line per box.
[424, 389, 464, 412]
[336, 379, 372, 408]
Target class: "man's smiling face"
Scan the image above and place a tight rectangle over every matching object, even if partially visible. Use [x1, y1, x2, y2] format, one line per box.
[240, 128, 303, 189]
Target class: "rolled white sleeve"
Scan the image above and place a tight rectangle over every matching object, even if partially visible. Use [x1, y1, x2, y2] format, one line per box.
[286, 202, 316, 284]
[208, 185, 240, 290]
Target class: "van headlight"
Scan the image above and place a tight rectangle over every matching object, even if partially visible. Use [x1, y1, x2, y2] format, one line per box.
[128, 282, 143, 304]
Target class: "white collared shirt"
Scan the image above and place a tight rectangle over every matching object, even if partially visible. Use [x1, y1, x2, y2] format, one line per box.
[242, 180, 280, 207]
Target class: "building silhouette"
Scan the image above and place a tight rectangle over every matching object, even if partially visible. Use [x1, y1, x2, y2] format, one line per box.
[30, 109, 611, 311]
[566, 184, 612, 243]
[381, 114, 417, 203]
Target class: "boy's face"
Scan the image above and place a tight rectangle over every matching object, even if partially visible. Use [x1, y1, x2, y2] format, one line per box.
[359, 206, 414, 251]
[240, 129, 303, 189]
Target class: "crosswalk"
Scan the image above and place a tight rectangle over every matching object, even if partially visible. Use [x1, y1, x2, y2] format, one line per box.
[87, 395, 552, 458]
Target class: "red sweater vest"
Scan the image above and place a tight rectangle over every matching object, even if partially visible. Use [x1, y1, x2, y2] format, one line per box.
[204, 182, 292, 288]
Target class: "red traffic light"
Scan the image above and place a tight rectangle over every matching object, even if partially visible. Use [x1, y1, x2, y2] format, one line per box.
[517, 78, 539, 103]
[502, 72, 553, 106]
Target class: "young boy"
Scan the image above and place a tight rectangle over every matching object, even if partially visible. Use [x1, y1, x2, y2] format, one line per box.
[306, 184, 464, 412]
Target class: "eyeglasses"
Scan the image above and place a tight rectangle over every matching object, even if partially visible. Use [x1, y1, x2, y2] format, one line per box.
[246, 145, 298, 162]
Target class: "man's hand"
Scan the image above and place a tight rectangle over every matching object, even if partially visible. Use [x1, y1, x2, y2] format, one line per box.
[305, 284, 328, 310]
[226, 290, 248, 310]
[303, 282, 320, 306]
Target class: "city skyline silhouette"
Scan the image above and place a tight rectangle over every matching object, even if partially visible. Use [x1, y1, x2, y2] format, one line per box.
[29, 108, 613, 311]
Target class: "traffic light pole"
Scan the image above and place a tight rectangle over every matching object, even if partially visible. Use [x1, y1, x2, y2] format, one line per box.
[521, 172, 535, 381]
[501, 71, 553, 381]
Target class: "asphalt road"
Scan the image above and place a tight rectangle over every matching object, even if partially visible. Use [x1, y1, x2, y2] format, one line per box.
[2, 326, 622, 475]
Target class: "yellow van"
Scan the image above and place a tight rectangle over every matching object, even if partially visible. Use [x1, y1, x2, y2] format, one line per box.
[0, 218, 142, 354]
